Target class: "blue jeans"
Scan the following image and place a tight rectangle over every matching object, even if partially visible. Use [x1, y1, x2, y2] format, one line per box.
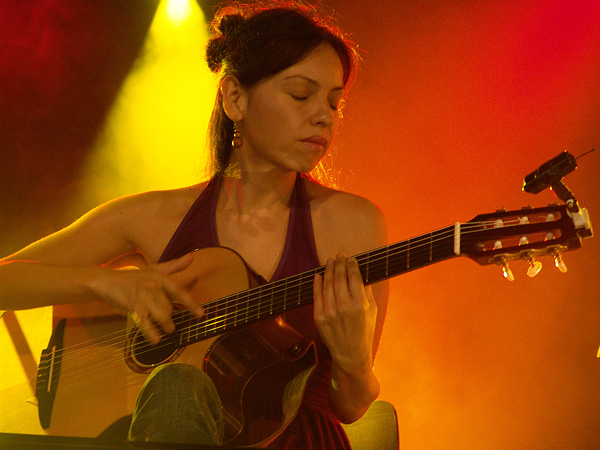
[128, 363, 224, 445]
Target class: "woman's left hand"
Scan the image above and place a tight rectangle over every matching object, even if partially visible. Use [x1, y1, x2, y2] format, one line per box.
[313, 253, 378, 378]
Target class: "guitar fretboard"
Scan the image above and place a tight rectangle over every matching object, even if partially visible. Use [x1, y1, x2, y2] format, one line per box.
[173, 225, 458, 346]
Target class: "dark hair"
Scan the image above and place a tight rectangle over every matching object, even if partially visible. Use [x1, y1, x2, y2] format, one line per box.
[205, 0, 359, 177]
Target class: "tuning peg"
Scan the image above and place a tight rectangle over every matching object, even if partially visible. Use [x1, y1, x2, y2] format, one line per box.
[524, 253, 542, 277]
[519, 216, 530, 245]
[545, 214, 556, 241]
[552, 250, 568, 273]
[502, 262, 515, 281]
[495, 256, 514, 281]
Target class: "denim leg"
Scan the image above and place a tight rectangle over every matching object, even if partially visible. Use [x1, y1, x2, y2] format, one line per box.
[128, 363, 224, 445]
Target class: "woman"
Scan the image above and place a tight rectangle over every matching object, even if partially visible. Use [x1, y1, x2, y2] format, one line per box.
[0, 1, 388, 448]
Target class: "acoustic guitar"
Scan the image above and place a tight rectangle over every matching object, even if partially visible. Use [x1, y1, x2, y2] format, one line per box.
[35, 203, 592, 446]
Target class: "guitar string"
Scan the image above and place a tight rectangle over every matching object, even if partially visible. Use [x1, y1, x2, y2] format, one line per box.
[129, 213, 561, 351]
[39, 214, 553, 382]
[43, 220, 466, 368]
[39, 222, 465, 385]
[40, 213, 555, 383]
[40, 215, 561, 386]
[44, 221, 561, 388]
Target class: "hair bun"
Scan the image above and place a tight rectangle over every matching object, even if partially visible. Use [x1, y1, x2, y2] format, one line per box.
[217, 13, 245, 37]
[206, 13, 245, 73]
[205, 37, 226, 73]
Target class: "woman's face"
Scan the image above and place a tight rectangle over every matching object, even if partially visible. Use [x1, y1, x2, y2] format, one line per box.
[238, 43, 345, 175]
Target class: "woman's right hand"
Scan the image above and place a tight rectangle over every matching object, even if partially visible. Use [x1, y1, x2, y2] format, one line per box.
[92, 253, 203, 345]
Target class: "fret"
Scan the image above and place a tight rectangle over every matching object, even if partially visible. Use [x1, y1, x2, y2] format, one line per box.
[297, 273, 302, 306]
[270, 283, 276, 315]
[266, 284, 272, 316]
[226, 295, 233, 329]
[300, 273, 312, 307]
[243, 291, 249, 324]
[191, 315, 199, 341]
[232, 292, 240, 327]
[385, 245, 389, 278]
[183, 312, 191, 345]
[429, 232, 433, 262]
[217, 295, 226, 331]
[263, 287, 270, 317]
[283, 277, 288, 313]
[263, 285, 272, 318]
[205, 307, 215, 335]
[252, 287, 263, 320]
[256, 285, 266, 319]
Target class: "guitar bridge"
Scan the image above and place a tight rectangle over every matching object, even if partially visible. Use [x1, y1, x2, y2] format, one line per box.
[36, 318, 66, 429]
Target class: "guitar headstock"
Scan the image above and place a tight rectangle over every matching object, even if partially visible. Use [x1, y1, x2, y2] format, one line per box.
[461, 204, 593, 280]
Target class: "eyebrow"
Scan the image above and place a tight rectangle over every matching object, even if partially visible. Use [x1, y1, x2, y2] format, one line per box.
[283, 75, 344, 92]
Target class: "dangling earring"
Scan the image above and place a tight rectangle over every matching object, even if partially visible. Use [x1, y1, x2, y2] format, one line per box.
[232, 123, 243, 149]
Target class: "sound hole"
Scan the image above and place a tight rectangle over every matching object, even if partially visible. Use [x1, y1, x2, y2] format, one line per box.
[125, 327, 183, 373]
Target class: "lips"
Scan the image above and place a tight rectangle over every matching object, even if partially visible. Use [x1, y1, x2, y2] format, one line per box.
[301, 136, 328, 149]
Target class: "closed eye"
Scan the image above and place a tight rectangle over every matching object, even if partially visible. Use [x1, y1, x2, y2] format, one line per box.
[291, 95, 339, 111]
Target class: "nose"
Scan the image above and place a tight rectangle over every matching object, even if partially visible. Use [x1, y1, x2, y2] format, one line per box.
[310, 98, 337, 128]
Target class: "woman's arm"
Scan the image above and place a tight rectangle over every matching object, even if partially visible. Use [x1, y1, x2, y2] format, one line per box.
[314, 256, 388, 423]
[0, 190, 203, 343]
[312, 190, 389, 423]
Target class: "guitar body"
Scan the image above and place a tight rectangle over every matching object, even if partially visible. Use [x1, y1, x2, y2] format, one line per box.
[38, 247, 316, 446]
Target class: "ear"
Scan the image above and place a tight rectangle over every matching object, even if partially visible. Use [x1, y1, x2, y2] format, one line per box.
[221, 75, 247, 122]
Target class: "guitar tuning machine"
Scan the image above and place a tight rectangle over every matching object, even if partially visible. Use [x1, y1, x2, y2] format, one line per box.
[495, 256, 515, 281]
[544, 214, 568, 273]
[523, 253, 542, 278]
[492, 219, 515, 281]
[552, 250, 568, 273]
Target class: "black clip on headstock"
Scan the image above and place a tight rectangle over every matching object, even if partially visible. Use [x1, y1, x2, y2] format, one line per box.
[522, 149, 595, 213]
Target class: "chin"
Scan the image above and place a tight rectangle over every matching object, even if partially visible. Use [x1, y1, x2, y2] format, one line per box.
[296, 160, 321, 175]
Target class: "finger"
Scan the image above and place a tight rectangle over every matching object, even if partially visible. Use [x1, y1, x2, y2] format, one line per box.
[321, 258, 336, 315]
[364, 284, 377, 310]
[145, 294, 175, 334]
[313, 272, 324, 319]
[333, 253, 351, 307]
[154, 254, 203, 318]
[346, 256, 366, 300]
[156, 253, 195, 275]
[133, 311, 163, 346]
[161, 276, 204, 318]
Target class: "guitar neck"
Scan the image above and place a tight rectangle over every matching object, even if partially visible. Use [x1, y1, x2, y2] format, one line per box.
[175, 226, 457, 345]
[355, 225, 457, 285]
[164, 202, 594, 348]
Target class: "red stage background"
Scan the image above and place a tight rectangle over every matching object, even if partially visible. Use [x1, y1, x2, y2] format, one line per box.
[1, 1, 600, 449]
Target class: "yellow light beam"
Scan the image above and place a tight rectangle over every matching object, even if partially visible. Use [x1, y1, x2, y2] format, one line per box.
[166, 0, 193, 26]
[77, 0, 216, 209]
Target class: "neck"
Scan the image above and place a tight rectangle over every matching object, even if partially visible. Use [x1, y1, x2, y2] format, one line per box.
[219, 169, 298, 215]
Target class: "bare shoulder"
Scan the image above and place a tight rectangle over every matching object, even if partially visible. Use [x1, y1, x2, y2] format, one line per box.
[8, 182, 208, 265]
[113, 183, 204, 225]
[93, 182, 208, 261]
[304, 179, 387, 260]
